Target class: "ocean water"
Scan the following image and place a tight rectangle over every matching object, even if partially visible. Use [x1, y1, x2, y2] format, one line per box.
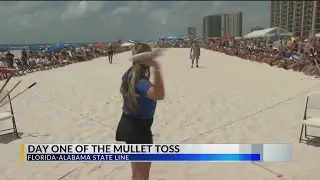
[0, 42, 110, 51]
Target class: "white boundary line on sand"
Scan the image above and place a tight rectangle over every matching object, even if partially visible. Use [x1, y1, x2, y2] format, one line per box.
[30, 92, 116, 130]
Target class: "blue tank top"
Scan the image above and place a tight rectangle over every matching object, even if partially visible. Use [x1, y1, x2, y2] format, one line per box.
[121, 74, 157, 120]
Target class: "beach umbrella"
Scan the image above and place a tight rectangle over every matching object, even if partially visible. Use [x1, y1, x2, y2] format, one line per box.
[28, 44, 44, 51]
[0, 47, 7, 51]
[50, 43, 65, 51]
[223, 35, 233, 39]
[54, 43, 65, 49]
[64, 44, 72, 48]
[96, 43, 104, 47]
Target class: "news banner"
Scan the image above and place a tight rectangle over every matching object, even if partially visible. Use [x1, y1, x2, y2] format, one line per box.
[21, 144, 292, 162]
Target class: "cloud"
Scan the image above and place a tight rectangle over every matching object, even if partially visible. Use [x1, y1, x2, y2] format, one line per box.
[149, 8, 169, 22]
[0, 1, 270, 44]
[0, 1, 45, 12]
[61, 1, 105, 20]
[112, 6, 131, 16]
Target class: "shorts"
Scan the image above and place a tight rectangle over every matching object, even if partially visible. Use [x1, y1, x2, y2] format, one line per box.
[191, 54, 199, 60]
[115, 113, 153, 144]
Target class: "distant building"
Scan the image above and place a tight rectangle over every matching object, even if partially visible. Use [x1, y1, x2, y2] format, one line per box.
[202, 12, 243, 38]
[221, 12, 243, 37]
[203, 15, 222, 37]
[270, 1, 320, 37]
[187, 27, 197, 39]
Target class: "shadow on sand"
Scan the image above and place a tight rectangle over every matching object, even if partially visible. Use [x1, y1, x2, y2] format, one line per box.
[191, 66, 205, 69]
[303, 136, 320, 147]
[0, 132, 51, 144]
[0, 132, 23, 144]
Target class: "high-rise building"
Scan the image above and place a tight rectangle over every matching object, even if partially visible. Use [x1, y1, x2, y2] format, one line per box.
[203, 15, 222, 37]
[271, 1, 320, 37]
[221, 12, 243, 37]
[187, 27, 197, 39]
[202, 12, 243, 38]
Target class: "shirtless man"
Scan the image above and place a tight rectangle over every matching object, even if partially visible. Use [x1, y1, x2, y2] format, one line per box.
[107, 46, 114, 64]
[190, 40, 201, 68]
[6, 50, 14, 68]
[21, 49, 28, 66]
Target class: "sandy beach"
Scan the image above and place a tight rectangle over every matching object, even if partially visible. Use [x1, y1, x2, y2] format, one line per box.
[1, 48, 320, 180]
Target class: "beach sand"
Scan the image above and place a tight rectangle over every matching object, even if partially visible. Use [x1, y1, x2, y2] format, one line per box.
[1, 48, 320, 180]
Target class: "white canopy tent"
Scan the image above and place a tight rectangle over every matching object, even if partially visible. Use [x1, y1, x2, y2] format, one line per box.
[121, 42, 135, 47]
[127, 40, 136, 43]
[315, 33, 320, 37]
[244, 27, 293, 39]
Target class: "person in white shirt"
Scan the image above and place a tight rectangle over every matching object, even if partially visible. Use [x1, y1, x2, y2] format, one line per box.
[28, 57, 36, 66]
[303, 40, 311, 61]
[298, 40, 303, 54]
[67, 50, 72, 58]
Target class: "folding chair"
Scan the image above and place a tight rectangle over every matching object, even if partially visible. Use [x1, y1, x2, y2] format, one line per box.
[0, 90, 19, 138]
[299, 92, 320, 143]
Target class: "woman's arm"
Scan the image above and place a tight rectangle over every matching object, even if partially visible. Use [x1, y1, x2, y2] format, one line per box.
[130, 49, 162, 63]
[147, 63, 165, 100]
[133, 50, 165, 100]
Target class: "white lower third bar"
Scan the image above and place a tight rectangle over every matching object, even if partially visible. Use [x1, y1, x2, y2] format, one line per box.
[262, 144, 292, 162]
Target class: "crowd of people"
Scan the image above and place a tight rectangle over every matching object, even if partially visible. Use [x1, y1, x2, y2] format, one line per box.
[157, 39, 191, 48]
[2, 37, 320, 80]
[200, 37, 320, 76]
[154, 36, 320, 77]
[0, 43, 130, 80]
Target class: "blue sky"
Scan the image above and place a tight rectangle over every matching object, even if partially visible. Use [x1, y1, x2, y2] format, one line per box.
[0, 1, 270, 44]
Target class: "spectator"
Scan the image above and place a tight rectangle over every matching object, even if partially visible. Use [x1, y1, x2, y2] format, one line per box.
[6, 50, 14, 68]
[21, 49, 28, 66]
